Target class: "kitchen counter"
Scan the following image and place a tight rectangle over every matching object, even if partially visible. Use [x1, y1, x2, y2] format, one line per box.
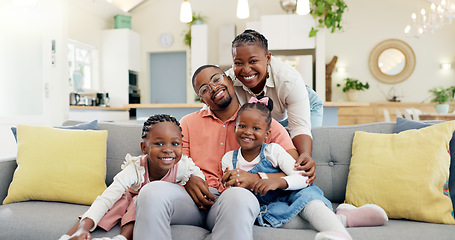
[70, 106, 130, 111]
[126, 102, 368, 108]
[126, 103, 204, 109]
[69, 106, 130, 122]
[125, 103, 205, 122]
[126, 102, 368, 125]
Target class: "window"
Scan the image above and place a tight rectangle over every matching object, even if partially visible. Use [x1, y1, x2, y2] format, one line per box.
[68, 40, 96, 92]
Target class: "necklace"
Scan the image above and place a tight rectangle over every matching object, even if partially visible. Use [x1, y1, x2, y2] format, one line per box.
[247, 87, 264, 97]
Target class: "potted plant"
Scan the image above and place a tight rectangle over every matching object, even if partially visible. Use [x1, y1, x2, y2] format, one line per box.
[183, 13, 206, 47]
[309, 0, 348, 37]
[447, 85, 455, 101]
[429, 87, 451, 113]
[337, 77, 369, 102]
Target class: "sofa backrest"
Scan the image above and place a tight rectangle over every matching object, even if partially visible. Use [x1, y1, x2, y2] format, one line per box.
[311, 122, 397, 203]
[64, 120, 399, 202]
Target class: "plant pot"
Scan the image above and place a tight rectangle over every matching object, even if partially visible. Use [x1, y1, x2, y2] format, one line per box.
[435, 103, 450, 113]
[346, 90, 359, 102]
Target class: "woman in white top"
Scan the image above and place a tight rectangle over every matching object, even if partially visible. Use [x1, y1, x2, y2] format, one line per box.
[226, 29, 323, 183]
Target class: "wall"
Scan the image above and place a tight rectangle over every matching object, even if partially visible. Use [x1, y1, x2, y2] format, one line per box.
[131, 0, 455, 104]
[328, 0, 455, 103]
[0, 0, 69, 159]
[131, 0, 287, 104]
[68, 0, 123, 92]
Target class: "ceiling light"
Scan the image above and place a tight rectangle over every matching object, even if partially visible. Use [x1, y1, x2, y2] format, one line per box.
[180, 0, 192, 23]
[296, 0, 310, 15]
[441, 63, 452, 70]
[237, 0, 250, 19]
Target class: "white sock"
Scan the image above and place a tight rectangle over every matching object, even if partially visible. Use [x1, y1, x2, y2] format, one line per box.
[300, 200, 350, 236]
[336, 213, 347, 227]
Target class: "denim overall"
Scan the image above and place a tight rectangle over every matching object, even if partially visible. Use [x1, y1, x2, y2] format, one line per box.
[232, 143, 332, 227]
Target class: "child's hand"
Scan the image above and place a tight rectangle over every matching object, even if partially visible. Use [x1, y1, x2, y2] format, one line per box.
[221, 167, 232, 185]
[184, 175, 216, 210]
[251, 178, 287, 196]
[222, 169, 260, 189]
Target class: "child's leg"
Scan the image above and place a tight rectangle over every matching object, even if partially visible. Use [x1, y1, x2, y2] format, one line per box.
[119, 222, 134, 240]
[300, 200, 352, 240]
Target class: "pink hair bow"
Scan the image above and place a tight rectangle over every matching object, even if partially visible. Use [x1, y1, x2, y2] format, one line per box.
[248, 96, 269, 106]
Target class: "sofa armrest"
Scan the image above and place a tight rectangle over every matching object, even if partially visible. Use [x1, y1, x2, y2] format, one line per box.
[0, 157, 17, 205]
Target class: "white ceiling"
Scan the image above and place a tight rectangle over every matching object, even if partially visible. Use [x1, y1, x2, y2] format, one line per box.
[70, 0, 147, 19]
[109, 0, 146, 12]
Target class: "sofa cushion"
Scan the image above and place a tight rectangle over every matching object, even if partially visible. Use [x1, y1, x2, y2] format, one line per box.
[345, 121, 455, 224]
[311, 122, 397, 203]
[3, 125, 107, 205]
[10, 120, 98, 141]
[394, 117, 455, 213]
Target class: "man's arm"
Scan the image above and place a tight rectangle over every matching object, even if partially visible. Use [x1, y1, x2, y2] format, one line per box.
[180, 115, 215, 209]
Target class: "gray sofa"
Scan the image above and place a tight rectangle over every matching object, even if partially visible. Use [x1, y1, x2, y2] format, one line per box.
[1, 121, 454, 240]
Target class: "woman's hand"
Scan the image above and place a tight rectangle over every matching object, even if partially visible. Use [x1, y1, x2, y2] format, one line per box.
[184, 175, 216, 210]
[251, 178, 287, 196]
[294, 153, 316, 185]
[222, 168, 260, 189]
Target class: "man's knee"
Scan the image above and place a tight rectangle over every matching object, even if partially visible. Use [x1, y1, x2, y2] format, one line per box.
[137, 181, 181, 207]
[220, 187, 259, 212]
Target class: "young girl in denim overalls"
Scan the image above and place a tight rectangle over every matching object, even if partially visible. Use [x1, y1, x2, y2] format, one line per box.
[221, 96, 388, 240]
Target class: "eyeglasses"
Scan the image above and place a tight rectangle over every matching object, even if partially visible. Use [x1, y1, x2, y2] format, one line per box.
[198, 73, 225, 97]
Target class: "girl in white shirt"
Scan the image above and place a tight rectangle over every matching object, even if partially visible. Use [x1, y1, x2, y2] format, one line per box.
[60, 114, 204, 240]
[221, 97, 388, 240]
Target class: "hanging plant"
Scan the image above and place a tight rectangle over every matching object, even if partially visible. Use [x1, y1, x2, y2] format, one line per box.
[309, 0, 348, 37]
[183, 13, 207, 48]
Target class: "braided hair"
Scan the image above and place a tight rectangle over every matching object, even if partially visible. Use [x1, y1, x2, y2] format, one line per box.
[237, 96, 274, 130]
[141, 114, 182, 139]
[232, 29, 268, 53]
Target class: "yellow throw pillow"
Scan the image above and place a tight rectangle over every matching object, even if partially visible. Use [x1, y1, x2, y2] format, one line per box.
[345, 120, 455, 224]
[3, 125, 108, 205]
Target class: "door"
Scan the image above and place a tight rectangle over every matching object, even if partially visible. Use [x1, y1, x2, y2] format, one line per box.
[149, 52, 187, 103]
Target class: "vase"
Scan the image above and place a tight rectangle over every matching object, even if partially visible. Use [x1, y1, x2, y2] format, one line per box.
[435, 103, 450, 113]
[346, 90, 359, 102]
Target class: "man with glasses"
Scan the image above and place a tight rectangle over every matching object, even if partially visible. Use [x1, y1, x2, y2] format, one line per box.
[134, 65, 315, 240]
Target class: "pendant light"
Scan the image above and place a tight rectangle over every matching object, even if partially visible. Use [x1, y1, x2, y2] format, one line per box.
[180, 0, 192, 23]
[237, 0, 250, 19]
[296, 0, 310, 15]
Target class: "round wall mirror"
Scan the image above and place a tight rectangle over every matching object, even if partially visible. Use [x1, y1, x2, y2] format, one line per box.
[369, 39, 416, 84]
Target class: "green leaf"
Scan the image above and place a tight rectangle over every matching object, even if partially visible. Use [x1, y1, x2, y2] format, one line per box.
[309, 27, 318, 37]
